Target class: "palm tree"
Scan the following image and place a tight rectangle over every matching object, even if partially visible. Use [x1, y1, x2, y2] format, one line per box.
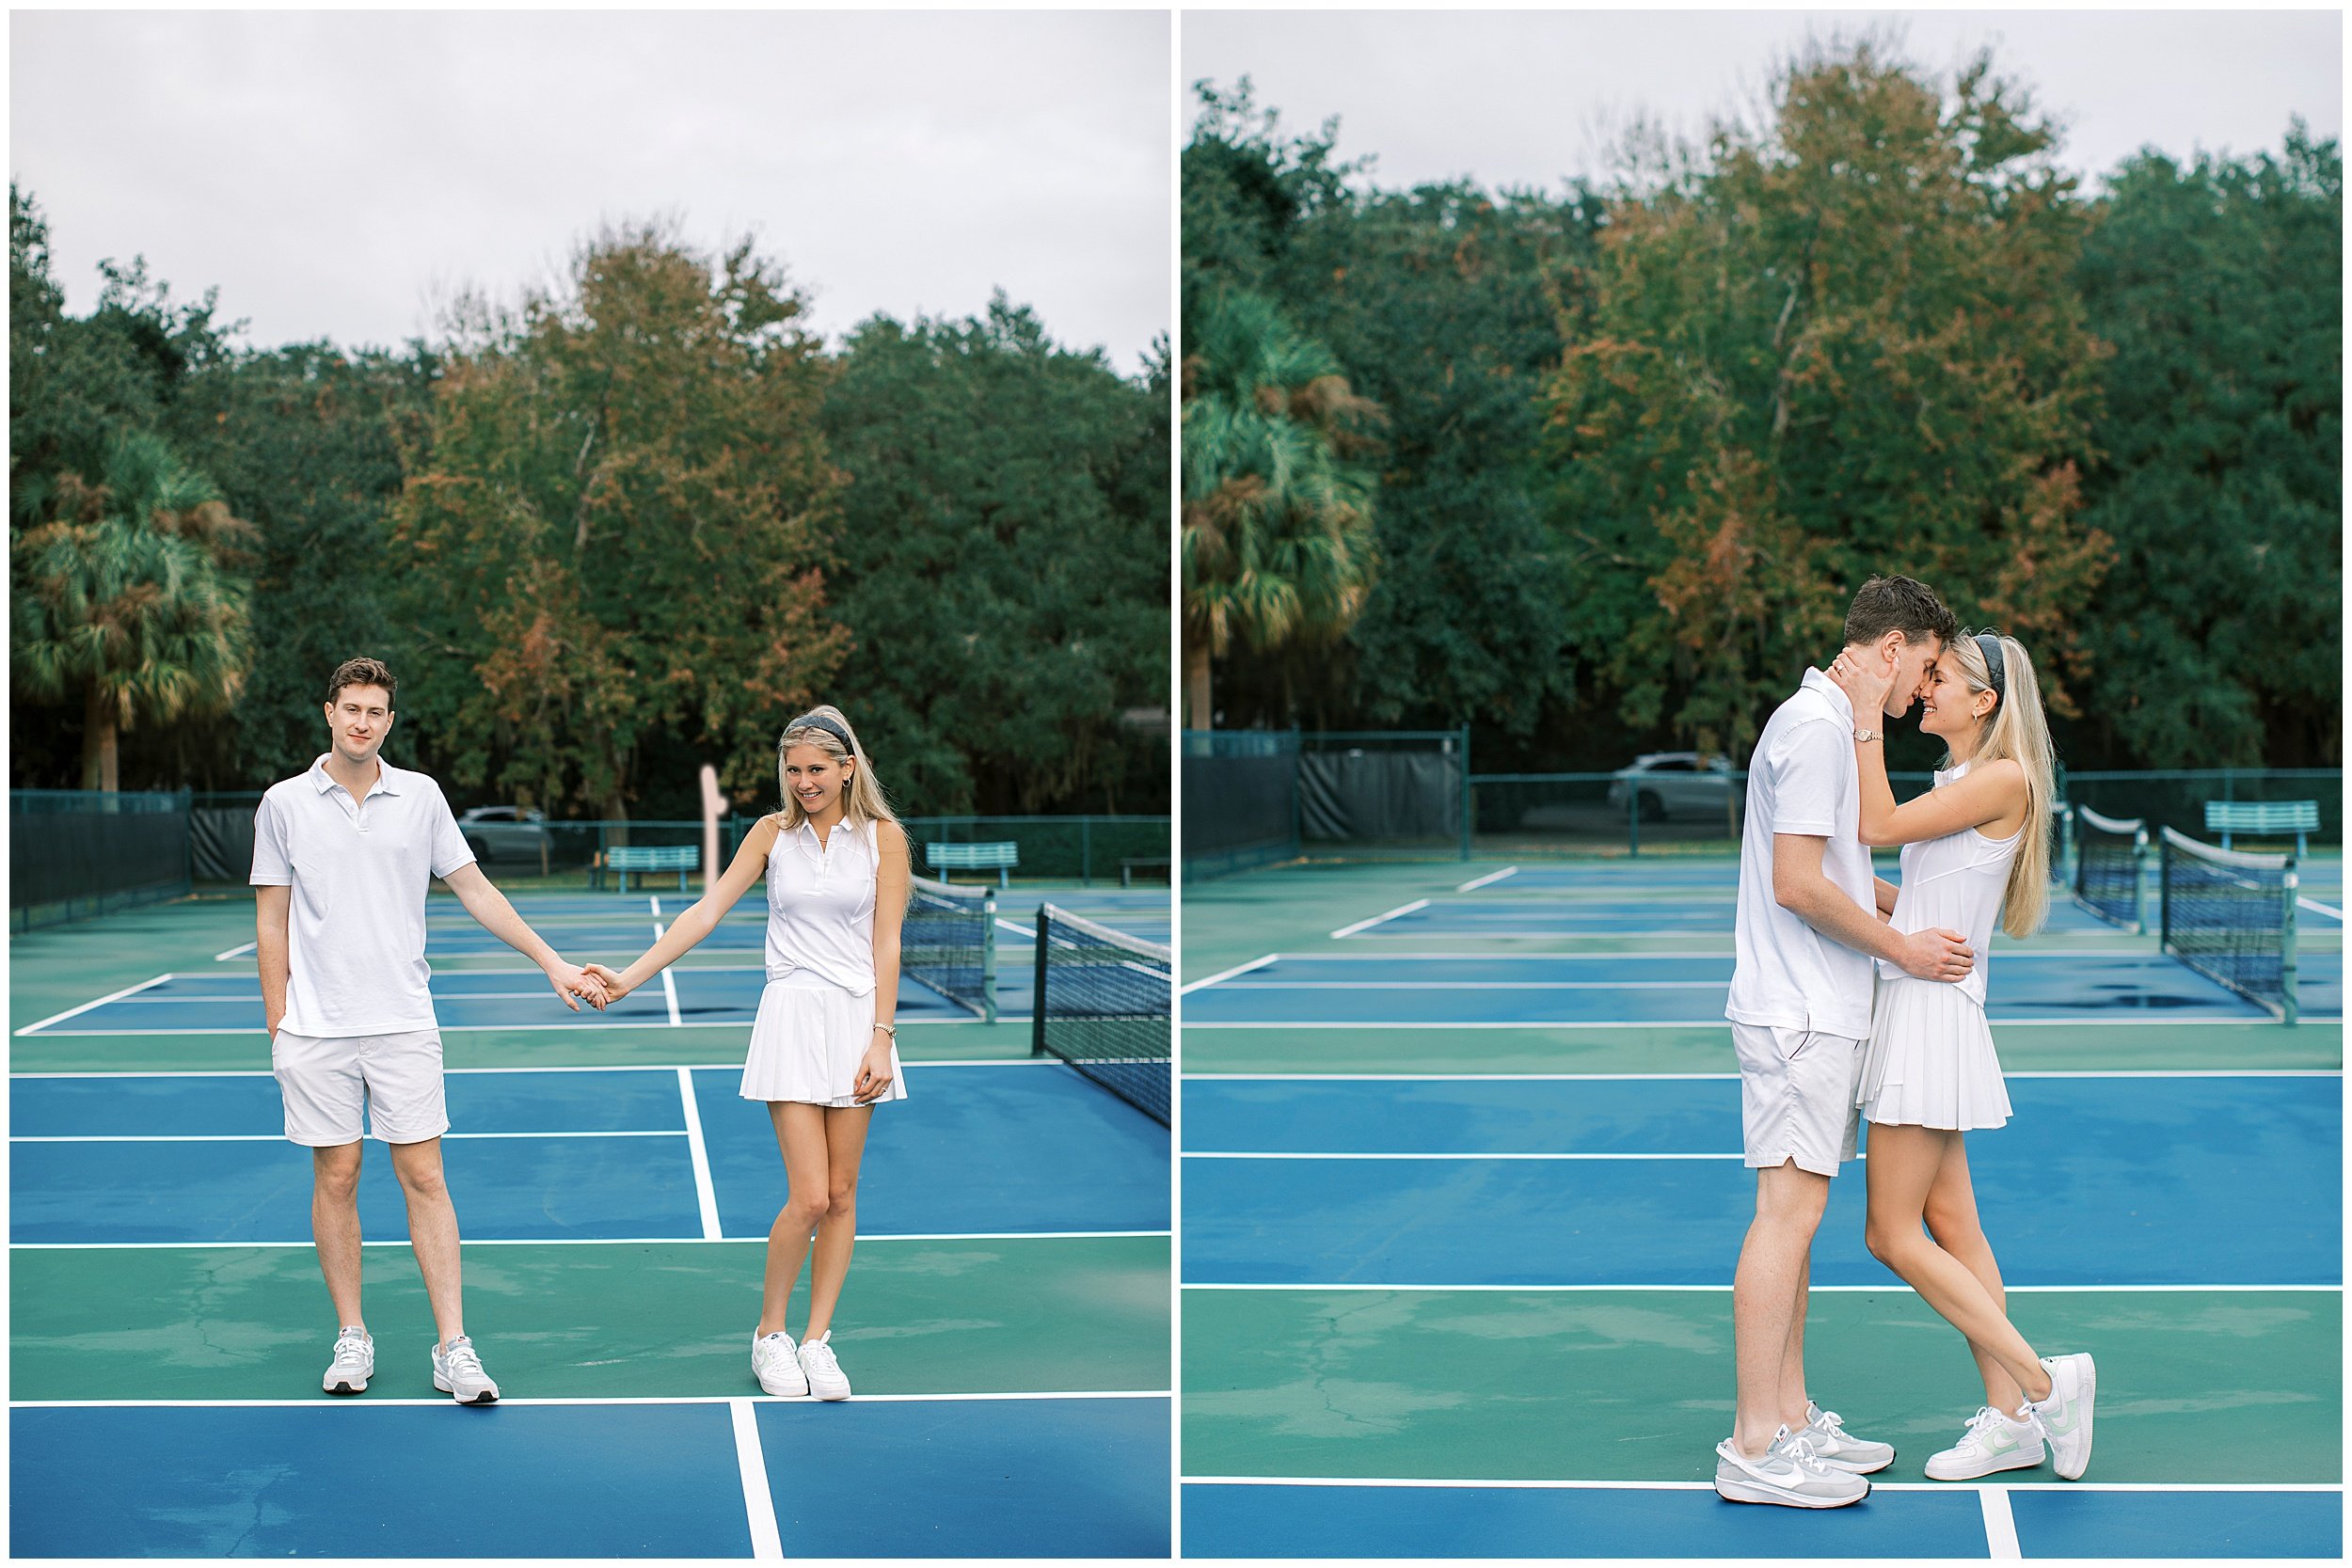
[13, 431, 256, 789]
[1180, 287, 1381, 729]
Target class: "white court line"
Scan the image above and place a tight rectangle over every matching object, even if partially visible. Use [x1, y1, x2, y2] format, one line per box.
[731, 1397, 784, 1560]
[18, 1017, 1023, 1037]
[1180, 1475, 2341, 1493]
[14, 973, 175, 1036]
[1181, 1069, 2342, 1082]
[1213, 981, 1724, 991]
[11, 1131, 685, 1144]
[1329, 899, 1429, 940]
[1200, 948, 2285, 964]
[1981, 1487, 2022, 1559]
[1182, 1017, 2340, 1029]
[1180, 1281, 2341, 1293]
[677, 1067, 723, 1241]
[14, 1390, 1170, 1409]
[655, 925, 683, 1027]
[13, 1230, 1171, 1250]
[997, 919, 1039, 940]
[1183, 1150, 1746, 1162]
[212, 941, 258, 960]
[10, 1058, 1064, 1080]
[2299, 895, 2343, 919]
[1455, 866, 1519, 893]
[1179, 955, 1279, 995]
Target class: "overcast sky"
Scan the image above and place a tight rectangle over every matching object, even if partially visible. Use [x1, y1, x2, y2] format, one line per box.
[13, 10, 1170, 372]
[1184, 9, 2342, 193]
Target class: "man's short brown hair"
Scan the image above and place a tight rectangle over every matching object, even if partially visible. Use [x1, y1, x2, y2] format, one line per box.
[326, 657, 397, 708]
[1843, 576, 1958, 651]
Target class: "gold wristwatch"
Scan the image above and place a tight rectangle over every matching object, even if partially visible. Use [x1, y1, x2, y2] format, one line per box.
[1852, 726, 1883, 742]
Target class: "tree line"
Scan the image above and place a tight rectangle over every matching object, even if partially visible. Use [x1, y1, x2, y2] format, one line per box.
[10, 204, 1169, 817]
[1183, 40, 2341, 773]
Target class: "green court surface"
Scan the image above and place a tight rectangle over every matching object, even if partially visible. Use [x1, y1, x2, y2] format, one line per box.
[1184, 1287, 2341, 1483]
[12, 890, 1174, 1557]
[1180, 855, 2343, 1558]
[14, 1235, 1167, 1402]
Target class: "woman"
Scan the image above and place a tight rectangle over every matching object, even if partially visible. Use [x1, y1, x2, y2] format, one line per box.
[1826, 631, 2096, 1482]
[587, 706, 909, 1401]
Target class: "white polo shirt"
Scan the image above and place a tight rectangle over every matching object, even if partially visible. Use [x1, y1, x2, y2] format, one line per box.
[250, 754, 476, 1037]
[1725, 669, 1878, 1038]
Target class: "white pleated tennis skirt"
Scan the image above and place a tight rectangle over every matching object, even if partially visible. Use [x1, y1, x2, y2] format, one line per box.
[1855, 976, 2011, 1132]
[739, 973, 907, 1108]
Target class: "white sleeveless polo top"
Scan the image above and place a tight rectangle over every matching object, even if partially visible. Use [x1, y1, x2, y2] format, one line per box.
[764, 816, 880, 994]
[1876, 762, 2025, 1008]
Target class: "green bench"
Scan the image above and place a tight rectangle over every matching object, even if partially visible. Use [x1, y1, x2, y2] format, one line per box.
[597, 843, 699, 892]
[1120, 857, 1171, 888]
[2205, 800, 2319, 858]
[926, 841, 1018, 888]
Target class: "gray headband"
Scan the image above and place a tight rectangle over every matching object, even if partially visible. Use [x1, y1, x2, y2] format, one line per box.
[1976, 634, 2007, 704]
[784, 713, 855, 755]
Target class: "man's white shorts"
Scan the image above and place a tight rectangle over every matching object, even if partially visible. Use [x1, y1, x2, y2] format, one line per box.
[1732, 1022, 1865, 1177]
[273, 1028, 450, 1147]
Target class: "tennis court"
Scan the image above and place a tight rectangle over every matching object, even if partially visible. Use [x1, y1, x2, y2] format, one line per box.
[10, 882, 1173, 1558]
[1179, 851, 2342, 1558]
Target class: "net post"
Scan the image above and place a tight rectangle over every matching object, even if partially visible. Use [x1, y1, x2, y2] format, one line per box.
[2280, 861, 2299, 1026]
[2133, 825, 2150, 935]
[981, 886, 999, 1027]
[1457, 724, 1472, 862]
[1029, 903, 1048, 1055]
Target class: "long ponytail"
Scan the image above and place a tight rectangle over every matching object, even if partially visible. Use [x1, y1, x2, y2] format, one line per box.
[1943, 632, 2054, 939]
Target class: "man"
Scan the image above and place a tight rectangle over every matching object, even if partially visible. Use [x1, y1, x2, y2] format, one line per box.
[253, 657, 607, 1403]
[1713, 576, 1977, 1508]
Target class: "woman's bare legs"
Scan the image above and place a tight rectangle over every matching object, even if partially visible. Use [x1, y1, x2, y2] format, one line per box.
[759, 1101, 832, 1337]
[803, 1104, 874, 1341]
[1865, 1122, 2052, 1403]
[1918, 1132, 2028, 1412]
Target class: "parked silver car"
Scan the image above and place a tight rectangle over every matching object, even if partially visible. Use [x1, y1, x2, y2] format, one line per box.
[457, 805, 553, 863]
[1605, 752, 1738, 821]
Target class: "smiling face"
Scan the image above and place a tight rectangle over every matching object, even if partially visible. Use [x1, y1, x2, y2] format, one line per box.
[781, 742, 853, 822]
[322, 685, 394, 768]
[1917, 657, 1995, 746]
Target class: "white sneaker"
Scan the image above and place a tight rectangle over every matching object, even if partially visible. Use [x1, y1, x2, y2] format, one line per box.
[431, 1335, 501, 1404]
[1713, 1425, 1869, 1508]
[752, 1330, 808, 1397]
[323, 1326, 373, 1396]
[797, 1330, 850, 1401]
[1801, 1401, 1895, 1474]
[1925, 1405, 2046, 1481]
[2030, 1353, 2095, 1480]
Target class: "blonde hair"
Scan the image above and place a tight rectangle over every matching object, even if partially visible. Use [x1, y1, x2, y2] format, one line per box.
[1941, 631, 2054, 939]
[775, 705, 899, 832]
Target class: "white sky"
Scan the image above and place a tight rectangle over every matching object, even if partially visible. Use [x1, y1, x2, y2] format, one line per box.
[12, 9, 1172, 372]
[1182, 8, 2343, 193]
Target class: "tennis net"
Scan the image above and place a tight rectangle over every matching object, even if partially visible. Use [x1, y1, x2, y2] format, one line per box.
[2072, 805, 2148, 932]
[905, 876, 997, 1023]
[1033, 904, 1170, 1125]
[2160, 827, 2298, 1024]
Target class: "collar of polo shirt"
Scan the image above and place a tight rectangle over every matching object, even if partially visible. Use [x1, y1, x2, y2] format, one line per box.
[310, 753, 406, 798]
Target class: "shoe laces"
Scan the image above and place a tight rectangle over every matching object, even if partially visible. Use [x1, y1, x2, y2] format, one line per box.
[441, 1338, 485, 1378]
[1771, 1425, 1836, 1477]
[1957, 1405, 2011, 1448]
[331, 1332, 370, 1368]
[800, 1334, 840, 1375]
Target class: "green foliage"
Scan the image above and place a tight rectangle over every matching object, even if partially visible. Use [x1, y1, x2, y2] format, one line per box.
[821, 296, 1168, 816]
[2071, 125, 2343, 768]
[388, 224, 848, 816]
[1541, 44, 2112, 760]
[11, 430, 256, 788]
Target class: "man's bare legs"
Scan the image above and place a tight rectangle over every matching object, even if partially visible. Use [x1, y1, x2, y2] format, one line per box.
[1733, 1160, 1830, 1457]
[312, 1143, 365, 1327]
[389, 1136, 466, 1346]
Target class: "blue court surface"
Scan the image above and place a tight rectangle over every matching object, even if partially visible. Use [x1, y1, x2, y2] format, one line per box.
[15, 1395, 1168, 1558]
[1336, 895, 2340, 940]
[1181, 1480, 2343, 1559]
[13, 1063, 1168, 1244]
[1186, 950, 2344, 1024]
[1180, 1074, 2337, 1288]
